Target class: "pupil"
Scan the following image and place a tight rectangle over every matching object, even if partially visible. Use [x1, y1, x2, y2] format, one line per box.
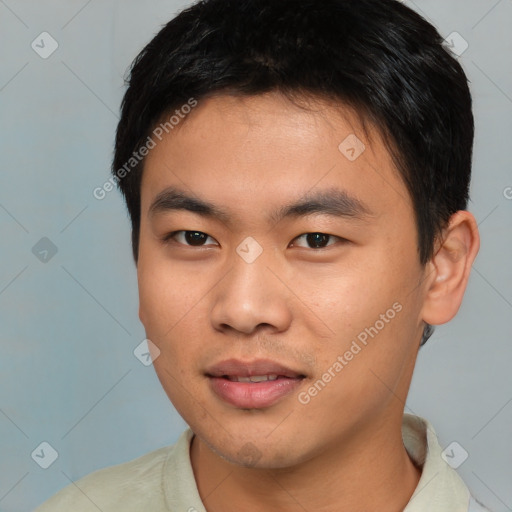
[307, 233, 329, 248]
[185, 231, 207, 246]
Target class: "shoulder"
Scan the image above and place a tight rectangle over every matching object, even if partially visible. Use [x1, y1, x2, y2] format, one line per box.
[34, 444, 174, 512]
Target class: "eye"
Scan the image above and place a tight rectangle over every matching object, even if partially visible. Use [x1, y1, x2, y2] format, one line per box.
[290, 232, 344, 249]
[164, 230, 219, 247]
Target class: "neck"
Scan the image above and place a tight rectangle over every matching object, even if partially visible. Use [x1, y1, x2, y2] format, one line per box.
[190, 412, 421, 512]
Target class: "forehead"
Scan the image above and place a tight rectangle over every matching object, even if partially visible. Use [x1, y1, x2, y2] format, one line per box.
[140, 93, 412, 221]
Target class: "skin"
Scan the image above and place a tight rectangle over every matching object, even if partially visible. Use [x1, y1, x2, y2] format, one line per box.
[137, 92, 480, 512]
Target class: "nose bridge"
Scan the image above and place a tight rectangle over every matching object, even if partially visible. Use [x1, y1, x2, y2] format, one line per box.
[210, 243, 291, 334]
[229, 235, 275, 294]
[232, 257, 268, 300]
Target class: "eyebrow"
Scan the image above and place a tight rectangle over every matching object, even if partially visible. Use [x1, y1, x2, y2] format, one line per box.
[148, 186, 374, 225]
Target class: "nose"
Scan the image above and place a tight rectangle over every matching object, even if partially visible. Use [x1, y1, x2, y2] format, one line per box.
[210, 253, 293, 336]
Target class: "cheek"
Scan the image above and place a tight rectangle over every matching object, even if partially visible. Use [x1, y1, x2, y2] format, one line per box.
[298, 254, 420, 379]
[297, 259, 398, 333]
[297, 306, 416, 434]
[137, 254, 217, 386]
[138, 261, 207, 411]
[137, 257, 202, 342]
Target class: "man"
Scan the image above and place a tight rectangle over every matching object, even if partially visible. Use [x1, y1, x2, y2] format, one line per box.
[37, 0, 489, 510]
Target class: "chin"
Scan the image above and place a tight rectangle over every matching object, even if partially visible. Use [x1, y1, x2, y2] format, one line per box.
[199, 427, 314, 469]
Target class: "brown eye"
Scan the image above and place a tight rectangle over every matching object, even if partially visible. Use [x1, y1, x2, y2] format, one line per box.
[166, 231, 219, 246]
[292, 233, 339, 249]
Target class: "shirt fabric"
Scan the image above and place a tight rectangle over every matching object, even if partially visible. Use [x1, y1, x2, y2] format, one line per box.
[35, 414, 489, 511]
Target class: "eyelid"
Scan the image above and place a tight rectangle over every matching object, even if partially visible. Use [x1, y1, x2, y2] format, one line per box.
[290, 233, 348, 249]
[163, 230, 219, 246]
[162, 231, 347, 250]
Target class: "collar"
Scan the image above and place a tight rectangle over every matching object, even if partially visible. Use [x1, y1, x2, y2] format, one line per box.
[163, 414, 471, 512]
[402, 414, 470, 512]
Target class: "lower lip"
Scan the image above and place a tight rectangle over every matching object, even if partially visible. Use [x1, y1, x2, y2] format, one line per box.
[208, 376, 304, 409]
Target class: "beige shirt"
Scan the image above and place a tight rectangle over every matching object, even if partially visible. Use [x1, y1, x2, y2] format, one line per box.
[35, 414, 489, 511]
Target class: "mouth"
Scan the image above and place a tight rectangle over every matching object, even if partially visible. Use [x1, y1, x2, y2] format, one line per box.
[224, 374, 280, 382]
[206, 359, 306, 409]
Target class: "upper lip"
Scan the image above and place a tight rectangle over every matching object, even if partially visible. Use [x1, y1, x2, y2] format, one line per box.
[205, 359, 305, 379]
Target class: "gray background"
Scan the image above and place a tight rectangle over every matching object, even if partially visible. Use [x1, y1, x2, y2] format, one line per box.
[0, 1, 511, 511]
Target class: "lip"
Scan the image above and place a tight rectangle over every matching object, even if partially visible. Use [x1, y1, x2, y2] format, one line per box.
[206, 358, 306, 409]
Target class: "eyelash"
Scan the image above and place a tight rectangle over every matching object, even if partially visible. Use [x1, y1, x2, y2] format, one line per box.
[163, 231, 347, 249]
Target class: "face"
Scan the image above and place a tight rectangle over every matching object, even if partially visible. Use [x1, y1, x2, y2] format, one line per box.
[137, 93, 429, 468]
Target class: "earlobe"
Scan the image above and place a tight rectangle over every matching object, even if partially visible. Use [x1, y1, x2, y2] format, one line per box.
[421, 211, 480, 326]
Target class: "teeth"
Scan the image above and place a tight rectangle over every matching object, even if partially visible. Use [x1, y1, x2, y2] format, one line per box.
[250, 374, 278, 382]
[228, 374, 279, 382]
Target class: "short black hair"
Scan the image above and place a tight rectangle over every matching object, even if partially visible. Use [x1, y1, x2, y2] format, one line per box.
[112, 0, 474, 345]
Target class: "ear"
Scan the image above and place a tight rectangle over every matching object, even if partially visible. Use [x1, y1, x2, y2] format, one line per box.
[421, 211, 480, 326]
